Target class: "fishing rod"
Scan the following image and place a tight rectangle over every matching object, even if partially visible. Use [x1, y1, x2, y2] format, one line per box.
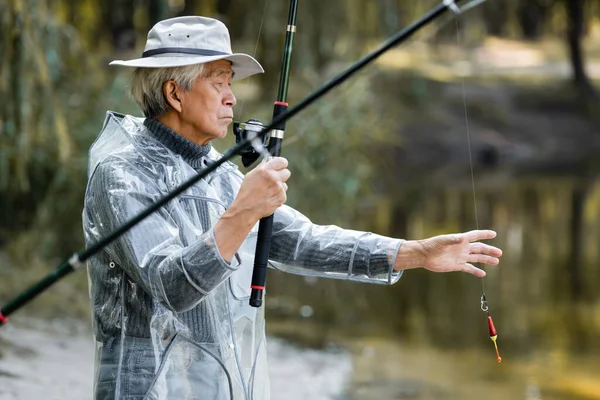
[232, 0, 299, 308]
[0, 0, 468, 326]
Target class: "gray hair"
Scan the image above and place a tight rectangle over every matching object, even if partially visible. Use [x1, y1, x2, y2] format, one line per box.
[130, 63, 205, 118]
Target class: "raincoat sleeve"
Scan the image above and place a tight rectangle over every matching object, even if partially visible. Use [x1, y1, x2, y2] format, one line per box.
[269, 205, 404, 285]
[86, 159, 241, 313]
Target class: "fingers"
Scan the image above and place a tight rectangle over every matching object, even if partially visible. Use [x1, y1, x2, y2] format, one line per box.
[262, 156, 288, 170]
[462, 263, 486, 278]
[467, 242, 501, 266]
[465, 230, 497, 242]
[277, 167, 291, 183]
[469, 242, 503, 257]
[259, 157, 291, 183]
[466, 254, 500, 265]
[280, 185, 287, 203]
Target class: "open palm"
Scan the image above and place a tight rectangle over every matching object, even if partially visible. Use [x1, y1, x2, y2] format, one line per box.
[421, 230, 502, 277]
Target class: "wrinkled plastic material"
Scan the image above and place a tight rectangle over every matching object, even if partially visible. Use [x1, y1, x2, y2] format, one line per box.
[83, 111, 404, 400]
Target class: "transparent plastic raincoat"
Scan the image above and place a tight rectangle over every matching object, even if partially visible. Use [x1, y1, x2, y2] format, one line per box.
[83, 111, 404, 400]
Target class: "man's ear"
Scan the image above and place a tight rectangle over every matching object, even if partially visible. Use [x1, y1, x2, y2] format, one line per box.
[163, 81, 183, 113]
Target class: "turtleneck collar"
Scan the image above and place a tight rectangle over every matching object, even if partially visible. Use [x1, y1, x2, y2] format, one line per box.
[143, 118, 212, 169]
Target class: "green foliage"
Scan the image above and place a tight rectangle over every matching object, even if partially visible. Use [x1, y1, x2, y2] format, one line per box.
[281, 75, 400, 228]
[0, 0, 107, 250]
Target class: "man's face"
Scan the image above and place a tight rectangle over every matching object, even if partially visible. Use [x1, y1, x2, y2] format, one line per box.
[180, 60, 236, 144]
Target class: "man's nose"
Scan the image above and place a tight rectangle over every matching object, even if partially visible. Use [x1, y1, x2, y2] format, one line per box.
[224, 87, 236, 107]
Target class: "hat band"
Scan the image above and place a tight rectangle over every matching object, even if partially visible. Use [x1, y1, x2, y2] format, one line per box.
[142, 47, 230, 58]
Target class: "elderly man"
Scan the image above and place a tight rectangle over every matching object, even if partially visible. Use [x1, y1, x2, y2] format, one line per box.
[83, 16, 502, 400]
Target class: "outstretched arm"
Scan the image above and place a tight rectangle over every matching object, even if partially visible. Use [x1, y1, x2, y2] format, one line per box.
[269, 207, 501, 284]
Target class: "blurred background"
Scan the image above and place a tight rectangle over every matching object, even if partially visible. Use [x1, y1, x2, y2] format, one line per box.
[1, 0, 600, 399]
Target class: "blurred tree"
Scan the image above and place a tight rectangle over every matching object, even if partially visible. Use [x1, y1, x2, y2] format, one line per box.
[216, 0, 232, 17]
[565, 0, 595, 94]
[1, 0, 62, 238]
[179, 0, 199, 16]
[149, 0, 169, 27]
[569, 185, 587, 302]
[378, 0, 400, 36]
[256, 0, 286, 99]
[518, 0, 552, 40]
[65, 0, 78, 26]
[305, 0, 342, 74]
[100, 0, 136, 50]
[482, 0, 510, 36]
[0, 0, 106, 253]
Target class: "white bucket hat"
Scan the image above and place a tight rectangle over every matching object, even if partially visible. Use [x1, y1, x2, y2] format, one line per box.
[109, 16, 264, 81]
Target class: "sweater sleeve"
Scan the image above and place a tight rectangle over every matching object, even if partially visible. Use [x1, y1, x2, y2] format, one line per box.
[268, 205, 404, 285]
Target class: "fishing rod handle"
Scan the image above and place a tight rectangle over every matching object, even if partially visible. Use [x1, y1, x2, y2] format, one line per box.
[249, 102, 288, 307]
[249, 214, 274, 307]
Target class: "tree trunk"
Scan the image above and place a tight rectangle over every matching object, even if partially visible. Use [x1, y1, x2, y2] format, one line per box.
[565, 0, 593, 93]
[66, 0, 78, 26]
[216, 0, 231, 16]
[568, 185, 587, 302]
[391, 204, 408, 239]
[378, 0, 399, 36]
[149, 0, 169, 27]
[257, 1, 286, 100]
[518, 0, 547, 40]
[482, 0, 509, 36]
[101, 0, 136, 50]
[176, 0, 201, 17]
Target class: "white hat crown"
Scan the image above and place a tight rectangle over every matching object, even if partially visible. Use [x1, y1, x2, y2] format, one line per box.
[143, 17, 233, 58]
[109, 16, 264, 81]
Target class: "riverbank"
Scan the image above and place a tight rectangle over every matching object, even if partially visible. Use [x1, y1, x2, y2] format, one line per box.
[0, 318, 352, 400]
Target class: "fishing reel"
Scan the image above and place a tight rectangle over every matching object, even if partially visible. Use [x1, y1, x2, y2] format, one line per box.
[233, 119, 269, 168]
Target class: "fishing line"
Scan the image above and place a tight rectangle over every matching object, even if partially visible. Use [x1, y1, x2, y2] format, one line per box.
[236, 0, 270, 120]
[453, 5, 502, 363]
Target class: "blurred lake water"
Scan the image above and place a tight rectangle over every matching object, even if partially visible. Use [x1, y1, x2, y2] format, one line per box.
[266, 177, 600, 400]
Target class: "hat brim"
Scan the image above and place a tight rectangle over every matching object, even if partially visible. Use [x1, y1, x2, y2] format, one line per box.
[109, 53, 264, 81]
